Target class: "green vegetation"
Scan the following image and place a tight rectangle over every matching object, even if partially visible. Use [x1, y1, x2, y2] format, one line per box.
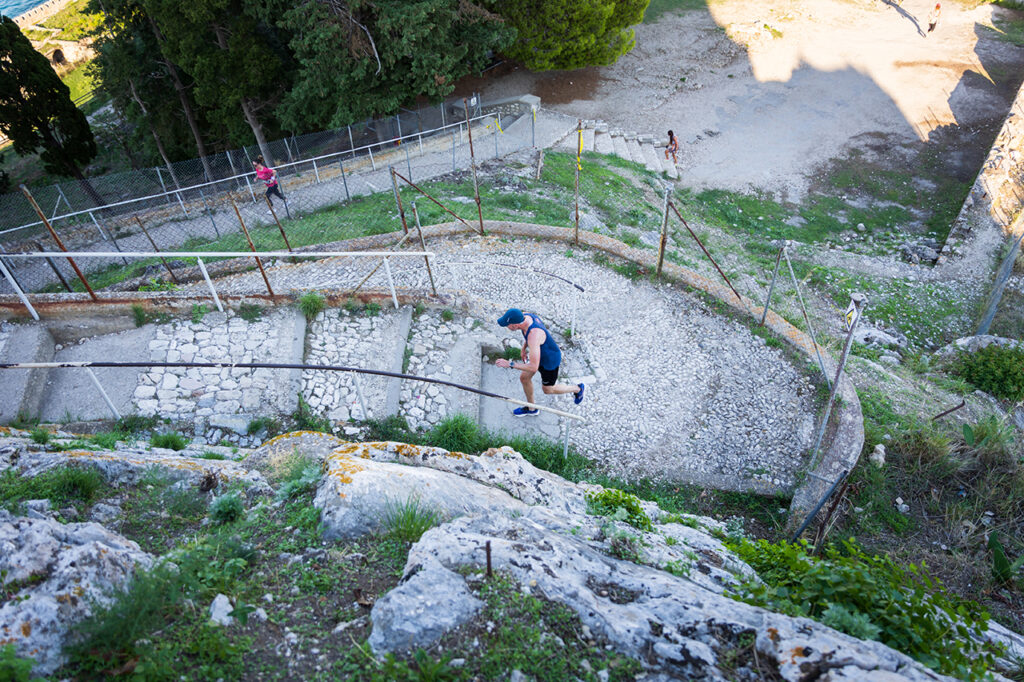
[236, 303, 263, 322]
[191, 303, 208, 324]
[729, 539, 1000, 679]
[150, 431, 189, 451]
[246, 416, 282, 437]
[29, 427, 50, 445]
[382, 496, 442, 544]
[209, 492, 244, 525]
[40, 0, 103, 40]
[0, 465, 105, 512]
[291, 393, 332, 433]
[297, 291, 325, 320]
[952, 344, 1024, 401]
[60, 63, 98, 103]
[585, 488, 654, 531]
[643, 0, 708, 23]
[0, 644, 38, 682]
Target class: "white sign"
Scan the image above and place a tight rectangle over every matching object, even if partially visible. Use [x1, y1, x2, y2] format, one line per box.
[844, 300, 860, 331]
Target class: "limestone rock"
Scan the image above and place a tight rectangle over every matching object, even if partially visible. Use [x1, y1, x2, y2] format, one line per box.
[870, 444, 886, 468]
[0, 509, 153, 675]
[368, 554, 484, 654]
[242, 430, 346, 481]
[209, 594, 234, 626]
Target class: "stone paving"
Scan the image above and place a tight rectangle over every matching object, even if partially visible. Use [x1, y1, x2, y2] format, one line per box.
[0, 321, 10, 358]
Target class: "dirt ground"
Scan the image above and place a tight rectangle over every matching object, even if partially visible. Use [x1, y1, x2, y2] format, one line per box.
[459, 0, 1024, 201]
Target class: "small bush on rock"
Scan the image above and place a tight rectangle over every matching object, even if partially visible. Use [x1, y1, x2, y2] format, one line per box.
[953, 344, 1024, 402]
[383, 496, 442, 544]
[0, 644, 37, 682]
[209, 492, 244, 525]
[586, 488, 653, 531]
[29, 428, 50, 445]
[298, 291, 325, 320]
[150, 432, 189, 451]
[728, 538, 1000, 679]
[292, 394, 332, 433]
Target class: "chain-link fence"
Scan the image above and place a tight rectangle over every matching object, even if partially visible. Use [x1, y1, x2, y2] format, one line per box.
[0, 96, 543, 294]
[0, 93, 488, 241]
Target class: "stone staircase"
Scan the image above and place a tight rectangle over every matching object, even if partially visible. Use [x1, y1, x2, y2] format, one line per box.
[557, 120, 679, 180]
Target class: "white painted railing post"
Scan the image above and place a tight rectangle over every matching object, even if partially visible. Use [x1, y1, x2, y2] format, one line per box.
[382, 257, 399, 309]
[196, 257, 224, 312]
[87, 368, 122, 420]
[352, 372, 368, 420]
[0, 258, 38, 320]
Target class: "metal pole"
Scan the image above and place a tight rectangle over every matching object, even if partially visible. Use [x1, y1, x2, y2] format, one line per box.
[562, 419, 571, 459]
[231, 197, 274, 296]
[174, 189, 189, 218]
[452, 132, 456, 172]
[33, 240, 72, 292]
[348, 125, 354, 155]
[760, 242, 786, 326]
[86, 368, 121, 420]
[405, 146, 412, 182]
[134, 216, 178, 283]
[54, 185, 71, 219]
[266, 197, 293, 252]
[531, 105, 536, 148]
[390, 168, 410, 235]
[87, 210, 110, 241]
[411, 203, 437, 296]
[312, 158, 321, 184]
[789, 469, 849, 543]
[340, 158, 351, 202]
[494, 119, 499, 158]
[382, 257, 399, 309]
[369, 148, 376, 171]
[155, 166, 170, 205]
[88, 211, 128, 265]
[351, 372, 368, 420]
[244, 176, 257, 203]
[0, 257, 38, 321]
[571, 289, 578, 337]
[196, 257, 224, 312]
[574, 120, 581, 245]
[783, 248, 830, 388]
[197, 187, 220, 238]
[807, 293, 866, 469]
[656, 186, 670, 276]
[464, 98, 485, 235]
[20, 184, 97, 300]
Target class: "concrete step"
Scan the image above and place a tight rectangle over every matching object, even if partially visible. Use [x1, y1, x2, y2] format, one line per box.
[639, 141, 663, 174]
[0, 325, 54, 423]
[611, 134, 630, 160]
[625, 137, 644, 166]
[594, 131, 614, 155]
[581, 128, 596, 153]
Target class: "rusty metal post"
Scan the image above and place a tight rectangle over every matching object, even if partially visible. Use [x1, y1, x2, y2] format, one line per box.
[464, 98, 485, 235]
[20, 184, 97, 300]
[760, 242, 786, 326]
[133, 216, 178, 283]
[230, 197, 274, 296]
[392, 169, 472, 230]
[668, 201, 745, 311]
[390, 167, 410, 235]
[656, 186, 671, 277]
[265, 196, 293, 252]
[411, 202, 437, 296]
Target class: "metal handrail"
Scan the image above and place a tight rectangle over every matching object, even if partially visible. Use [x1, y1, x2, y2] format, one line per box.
[0, 360, 586, 425]
[0, 113, 500, 237]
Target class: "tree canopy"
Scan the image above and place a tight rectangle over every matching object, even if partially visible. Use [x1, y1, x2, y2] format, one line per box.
[486, 0, 648, 71]
[0, 15, 97, 181]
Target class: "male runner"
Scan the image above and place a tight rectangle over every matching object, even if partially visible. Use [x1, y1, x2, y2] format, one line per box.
[495, 308, 584, 416]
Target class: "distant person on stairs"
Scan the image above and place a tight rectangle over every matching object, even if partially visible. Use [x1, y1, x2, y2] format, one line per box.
[253, 156, 287, 213]
[927, 3, 940, 34]
[494, 308, 584, 417]
[665, 130, 679, 165]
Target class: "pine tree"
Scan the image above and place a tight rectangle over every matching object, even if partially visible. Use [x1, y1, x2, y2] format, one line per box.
[0, 15, 102, 203]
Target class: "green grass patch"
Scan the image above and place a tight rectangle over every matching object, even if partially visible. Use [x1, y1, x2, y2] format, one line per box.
[0, 465, 105, 513]
[150, 432, 189, 451]
[40, 0, 102, 40]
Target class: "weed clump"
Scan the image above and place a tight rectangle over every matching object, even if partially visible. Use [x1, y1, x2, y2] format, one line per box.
[298, 291, 326, 320]
[209, 492, 244, 525]
[150, 432, 189, 451]
[0, 465, 105, 512]
[383, 496, 442, 544]
[586, 488, 654, 531]
[953, 344, 1024, 402]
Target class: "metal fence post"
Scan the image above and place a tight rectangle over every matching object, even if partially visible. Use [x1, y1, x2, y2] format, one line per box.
[369, 148, 376, 171]
[155, 166, 170, 205]
[340, 158, 351, 202]
[656, 186, 671, 277]
[197, 187, 221, 238]
[20, 185, 96, 300]
[405, 146, 412, 182]
[783, 247, 830, 387]
[382, 257, 399, 309]
[0, 257, 38, 320]
[760, 242, 786, 326]
[807, 293, 866, 470]
[531, 104, 536, 148]
[452, 132, 456, 172]
[464, 98, 485, 235]
[312, 158, 321, 184]
[33, 239, 71, 292]
[494, 119, 499, 158]
[352, 372, 368, 420]
[88, 211, 128, 265]
[562, 419, 571, 459]
[348, 125, 354, 156]
[196, 257, 224, 312]
[86, 368, 122, 420]
[244, 176, 257, 203]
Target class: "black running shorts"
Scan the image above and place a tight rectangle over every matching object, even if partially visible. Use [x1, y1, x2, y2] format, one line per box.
[540, 367, 559, 386]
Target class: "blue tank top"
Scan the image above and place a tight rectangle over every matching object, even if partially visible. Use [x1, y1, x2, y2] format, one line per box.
[522, 314, 561, 371]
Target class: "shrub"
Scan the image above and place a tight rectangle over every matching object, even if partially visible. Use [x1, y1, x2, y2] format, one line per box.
[209, 492, 244, 525]
[363, 415, 418, 443]
[29, 428, 50, 445]
[586, 489, 653, 531]
[728, 538, 1000, 679]
[190, 303, 208, 324]
[150, 432, 188, 451]
[0, 644, 36, 682]
[246, 416, 281, 437]
[199, 451, 227, 460]
[292, 393, 332, 433]
[963, 415, 1017, 469]
[298, 291, 326, 320]
[364, 302, 381, 317]
[117, 414, 159, 434]
[275, 453, 321, 501]
[383, 496, 442, 544]
[131, 303, 147, 328]
[237, 303, 262, 322]
[953, 344, 1024, 402]
[440, 309, 454, 322]
[88, 431, 122, 449]
[426, 414, 487, 453]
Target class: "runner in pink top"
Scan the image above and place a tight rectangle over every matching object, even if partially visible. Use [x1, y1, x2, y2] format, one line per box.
[253, 155, 286, 211]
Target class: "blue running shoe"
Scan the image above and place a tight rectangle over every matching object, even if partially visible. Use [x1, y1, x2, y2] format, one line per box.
[512, 406, 539, 417]
[574, 383, 585, 405]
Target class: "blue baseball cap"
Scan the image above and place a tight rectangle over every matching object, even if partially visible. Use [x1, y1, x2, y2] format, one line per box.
[497, 308, 525, 327]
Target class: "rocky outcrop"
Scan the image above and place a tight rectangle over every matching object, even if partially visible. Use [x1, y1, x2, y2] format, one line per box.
[318, 442, 956, 680]
[0, 509, 153, 675]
